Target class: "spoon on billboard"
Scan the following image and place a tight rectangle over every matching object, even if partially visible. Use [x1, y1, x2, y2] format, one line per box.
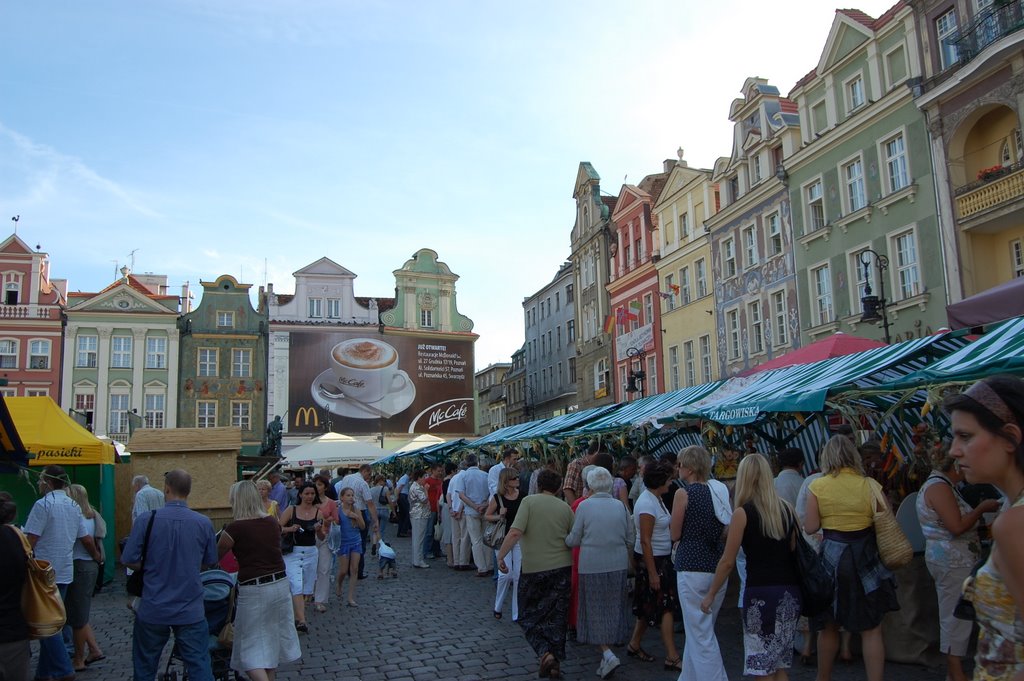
[317, 382, 389, 418]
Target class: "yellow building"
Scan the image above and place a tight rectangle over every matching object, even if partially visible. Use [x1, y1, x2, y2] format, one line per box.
[653, 152, 721, 390]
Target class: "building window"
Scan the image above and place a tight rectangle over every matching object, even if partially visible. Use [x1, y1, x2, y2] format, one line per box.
[728, 176, 740, 203]
[29, 340, 50, 369]
[742, 225, 759, 268]
[806, 180, 825, 231]
[893, 231, 921, 299]
[231, 348, 252, 378]
[594, 359, 607, 394]
[936, 9, 959, 70]
[566, 320, 575, 343]
[3, 281, 19, 306]
[618, 365, 628, 401]
[111, 336, 132, 368]
[308, 298, 323, 318]
[420, 309, 433, 328]
[146, 337, 167, 369]
[843, 158, 867, 213]
[680, 212, 690, 240]
[767, 213, 782, 256]
[700, 335, 712, 382]
[77, 335, 98, 368]
[644, 293, 654, 325]
[680, 267, 692, 305]
[771, 290, 788, 346]
[109, 394, 129, 436]
[568, 357, 576, 384]
[696, 259, 708, 298]
[669, 346, 680, 391]
[1013, 239, 1024, 278]
[847, 75, 865, 111]
[684, 341, 696, 387]
[26, 389, 48, 397]
[723, 238, 737, 278]
[750, 154, 762, 184]
[748, 300, 764, 354]
[197, 401, 217, 428]
[74, 393, 95, 429]
[883, 133, 909, 193]
[647, 355, 657, 395]
[231, 401, 251, 429]
[665, 274, 676, 311]
[198, 348, 218, 377]
[811, 100, 828, 134]
[144, 393, 165, 429]
[812, 264, 834, 326]
[727, 309, 741, 359]
[566, 283, 574, 302]
[326, 298, 341, 318]
[0, 340, 16, 369]
[884, 44, 908, 88]
[216, 311, 234, 328]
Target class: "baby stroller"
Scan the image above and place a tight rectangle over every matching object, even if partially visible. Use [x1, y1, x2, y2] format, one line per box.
[160, 569, 237, 681]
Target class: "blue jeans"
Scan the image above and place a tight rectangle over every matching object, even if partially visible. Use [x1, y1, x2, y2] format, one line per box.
[36, 583, 73, 679]
[132, 617, 213, 681]
[421, 511, 437, 558]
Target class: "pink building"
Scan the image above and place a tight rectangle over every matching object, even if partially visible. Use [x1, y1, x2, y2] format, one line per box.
[0, 234, 67, 399]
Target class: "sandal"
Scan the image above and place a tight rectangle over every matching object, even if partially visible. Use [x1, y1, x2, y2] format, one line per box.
[538, 652, 557, 678]
[664, 656, 682, 671]
[294, 620, 308, 633]
[85, 655, 107, 665]
[626, 644, 654, 662]
[493, 610, 502, 620]
[314, 604, 327, 613]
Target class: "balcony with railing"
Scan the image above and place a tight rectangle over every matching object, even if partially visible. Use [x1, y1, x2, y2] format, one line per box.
[0, 304, 61, 320]
[920, 0, 1024, 93]
[955, 160, 1024, 223]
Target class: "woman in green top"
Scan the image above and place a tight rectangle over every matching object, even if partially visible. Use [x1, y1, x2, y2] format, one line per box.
[498, 468, 575, 679]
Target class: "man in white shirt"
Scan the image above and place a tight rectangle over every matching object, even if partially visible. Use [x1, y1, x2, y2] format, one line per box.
[487, 447, 517, 496]
[25, 465, 100, 681]
[447, 462, 471, 570]
[337, 464, 379, 579]
[774, 448, 805, 507]
[458, 453, 493, 576]
[131, 475, 165, 523]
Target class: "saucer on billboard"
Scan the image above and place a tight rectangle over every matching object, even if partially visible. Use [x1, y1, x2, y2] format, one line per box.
[311, 369, 416, 419]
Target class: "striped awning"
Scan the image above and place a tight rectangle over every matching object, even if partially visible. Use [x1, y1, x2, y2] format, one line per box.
[469, 403, 623, 448]
[563, 381, 725, 435]
[659, 333, 969, 425]
[891, 315, 1024, 387]
[373, 438, 468, 466]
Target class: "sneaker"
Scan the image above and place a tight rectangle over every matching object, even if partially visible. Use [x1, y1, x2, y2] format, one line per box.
[597, 656, 620, 678]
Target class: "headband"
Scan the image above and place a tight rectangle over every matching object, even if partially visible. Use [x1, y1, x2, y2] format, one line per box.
[965, 381, 1016, 425]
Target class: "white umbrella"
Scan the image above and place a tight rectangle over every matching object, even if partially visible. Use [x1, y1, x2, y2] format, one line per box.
[281, 432, 385, 469]
[383, 433, 446, 455]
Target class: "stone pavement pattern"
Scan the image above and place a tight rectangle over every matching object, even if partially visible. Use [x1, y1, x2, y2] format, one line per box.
[59, 539, 946, 681]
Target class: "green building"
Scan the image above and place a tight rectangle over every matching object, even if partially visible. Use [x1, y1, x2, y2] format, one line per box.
[787, 5, 948, 344]
[178, 275, 268, 455]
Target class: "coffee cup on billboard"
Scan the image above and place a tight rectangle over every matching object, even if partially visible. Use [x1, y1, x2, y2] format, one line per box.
[330, 338, 405, 403]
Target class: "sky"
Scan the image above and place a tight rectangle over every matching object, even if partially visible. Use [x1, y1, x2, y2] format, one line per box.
[0, 0, 900, 370]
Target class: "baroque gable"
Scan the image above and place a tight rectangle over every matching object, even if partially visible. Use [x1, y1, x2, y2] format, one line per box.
[818, 14, 872, 74]
[69, 284, 177, 315]
[292, 257, 356, 278]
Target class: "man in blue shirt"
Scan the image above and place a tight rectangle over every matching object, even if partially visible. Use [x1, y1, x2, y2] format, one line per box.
[123, 470, 217, 681]
[267, 470, 289, 518]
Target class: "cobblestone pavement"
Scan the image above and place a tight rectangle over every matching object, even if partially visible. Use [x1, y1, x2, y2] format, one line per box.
[61, 536, 946, 681]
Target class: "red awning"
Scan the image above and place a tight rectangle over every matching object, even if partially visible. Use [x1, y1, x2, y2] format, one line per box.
[738, 333, 888, 377]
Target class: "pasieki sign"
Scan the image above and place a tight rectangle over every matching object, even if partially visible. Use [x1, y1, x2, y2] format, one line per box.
[288, 331, 475, 435]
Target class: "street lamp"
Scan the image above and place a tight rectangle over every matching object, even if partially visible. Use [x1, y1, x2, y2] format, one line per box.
[624, 346, 647, 398]
[859, 249, 892, 344]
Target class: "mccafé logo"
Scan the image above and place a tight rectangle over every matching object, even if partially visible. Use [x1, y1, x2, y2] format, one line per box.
[294, 407, 320, 429]
[408, 398, 473, 432]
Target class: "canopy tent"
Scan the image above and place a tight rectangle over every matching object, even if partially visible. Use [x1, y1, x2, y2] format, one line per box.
[383, 434, 446, 455]
[7, 397, 115, 465]
[495, 403, 623, 442]
[658, 333, 969, 426]
[946, 277, 1024, 330]
[890, 315, 1024, 387]
[0, 395, 28, 471]
[564, 382, 724, 436]
[468, 421, 545, 449]
[373, 437, 469, 466]
[281, 432, 386, 469]
[738, 333, 887, 377]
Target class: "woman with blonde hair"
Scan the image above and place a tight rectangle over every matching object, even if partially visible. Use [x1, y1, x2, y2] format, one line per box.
[65, 484, 106, 670]
[804, 435, 898, 681]
[485, 466, 523, 620]
[256, 479, 279, 517]
[219, 480, 300, 681]
[670, 446, 726, 680]
[701, 453, 801, 680]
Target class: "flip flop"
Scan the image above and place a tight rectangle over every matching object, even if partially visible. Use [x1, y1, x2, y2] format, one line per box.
[85, 655, 107, 665]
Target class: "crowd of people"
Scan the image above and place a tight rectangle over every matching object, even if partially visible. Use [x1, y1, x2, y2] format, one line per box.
[1, 375, 1022, 681]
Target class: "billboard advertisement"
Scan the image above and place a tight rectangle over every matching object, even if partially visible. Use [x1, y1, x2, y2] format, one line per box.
[288, 331, 475, 435]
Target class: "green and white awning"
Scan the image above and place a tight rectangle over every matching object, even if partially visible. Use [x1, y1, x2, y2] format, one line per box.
[659, 334, 967, 426]
[563, 381, 725, 435]
[493, 403, 623, 442]
[891, 316, 1024, 387]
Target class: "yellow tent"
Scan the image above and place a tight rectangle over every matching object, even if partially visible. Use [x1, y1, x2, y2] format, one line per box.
[7, 397, 116, 466]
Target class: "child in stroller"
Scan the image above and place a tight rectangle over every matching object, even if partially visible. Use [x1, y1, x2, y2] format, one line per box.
[160, 569, 237, 681]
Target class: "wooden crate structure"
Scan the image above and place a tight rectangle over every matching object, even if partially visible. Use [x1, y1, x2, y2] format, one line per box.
[125, 427, 241, 533]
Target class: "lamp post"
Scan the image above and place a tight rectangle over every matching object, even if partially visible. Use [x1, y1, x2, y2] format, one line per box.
[624, 346, 647, 398]
[859, 249, 892, 344]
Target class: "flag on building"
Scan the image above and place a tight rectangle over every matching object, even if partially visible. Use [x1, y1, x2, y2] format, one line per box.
[669, 284, 680, 295]
[603, 314, 616, 334]
[625, 300, 640, 322]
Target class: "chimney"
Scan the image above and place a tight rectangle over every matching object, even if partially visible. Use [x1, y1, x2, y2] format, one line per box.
[663, 159, 676, 173]
[180, 281, 192, 313]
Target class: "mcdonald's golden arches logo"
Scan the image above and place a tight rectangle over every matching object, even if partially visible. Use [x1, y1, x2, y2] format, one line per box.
[294, 406, 319, 428]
